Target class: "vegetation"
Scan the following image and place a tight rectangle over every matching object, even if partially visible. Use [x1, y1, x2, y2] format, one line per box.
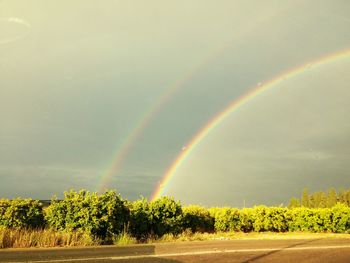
[45, 190, 129, 240]
[0, 198, 44, 228]
[289, 188, 350, 208]
[0, 189, 350, 248]
[0, 228, 99, 248]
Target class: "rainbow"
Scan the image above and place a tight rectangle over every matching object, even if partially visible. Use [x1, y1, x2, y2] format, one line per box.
[96, 39, 236, 192]
[151, 48, 350, 201]
[96, 12, 287, 192]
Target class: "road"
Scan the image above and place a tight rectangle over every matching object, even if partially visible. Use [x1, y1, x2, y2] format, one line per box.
[1, 238, 350, 262]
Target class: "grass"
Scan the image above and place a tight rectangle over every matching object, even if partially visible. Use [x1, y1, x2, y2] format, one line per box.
[0, 228, 100, 249]
[0, 228, 349, 249]
[149, 230, 350, 243]
[112, 232, 138, 246]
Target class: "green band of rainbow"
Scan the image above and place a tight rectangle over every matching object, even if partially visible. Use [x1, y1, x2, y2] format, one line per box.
[151, 48, 350, 201]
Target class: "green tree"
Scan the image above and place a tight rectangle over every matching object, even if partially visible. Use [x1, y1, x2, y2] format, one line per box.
[301, 188, 310, 207]
[327, 188, 338, 207]
[288, 197, 300, 208]
[311, 192, 326, 208]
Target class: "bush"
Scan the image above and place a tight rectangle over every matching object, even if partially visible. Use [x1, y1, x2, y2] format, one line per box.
[149, 197, 183, 237]
[329, 203, 350, 233]
[129, 198, 151, 239]
[212, 207, 241, 232]
[45, 190, 129, 239]
[251, 206, 288, 232]
[182, 205, 214, 233]
[240, 208, 254, 232]
[3, 190, 350, 246]
[0, 198, 44, 228]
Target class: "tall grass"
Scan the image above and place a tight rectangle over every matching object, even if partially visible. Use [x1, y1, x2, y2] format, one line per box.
[0, 228, 100, 248]
[112, 232, 138, 246]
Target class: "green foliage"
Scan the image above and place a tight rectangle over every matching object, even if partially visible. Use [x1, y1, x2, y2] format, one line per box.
[285, 205, 350, 233]
[2, 189, 350, 244]
[289, 188, 350, 208]
[239, 208, 254, 232]
[0, 198, 44, 228]
[129, 198, 151, 239]
[212, 207, 241, 232]
[45, 190, 129, 238]
[182, 205, 214, 233]
[288, 197, 300, 208]
[112, 232, 137, 245]
[329, 203, 350, 233]
[149, 196, 183, 237]
[327, 188, 338, 208]
[250, 206, 288, 232]
[339, 189, 350, 206]
[209, 205, 350, 234]
[301, 188, 310, 207]
[286, 207, 316, 232]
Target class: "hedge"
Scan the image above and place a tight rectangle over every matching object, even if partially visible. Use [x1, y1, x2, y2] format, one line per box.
[1, 190, 350, 240]
[45, 190, 129, 238]
[0, 198, 44, 228]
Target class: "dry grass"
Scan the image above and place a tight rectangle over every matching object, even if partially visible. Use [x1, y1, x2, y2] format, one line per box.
[0, 228, 100, 248]
[1, 228, 349, 249]
[149, 230, 350, 243]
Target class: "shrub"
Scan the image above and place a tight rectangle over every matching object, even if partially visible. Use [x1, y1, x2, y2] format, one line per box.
[251, 206, 288, 232]
[45, 190, 129, 239]
[329, 203, 350, 233]
[240, 208, 254, 232]
[129, 198, 151, 239]
[0, 198, 44, 228]
[149, 197, 183, 237]
[213, 207, 241, 232]
[182, 205, 214, 233]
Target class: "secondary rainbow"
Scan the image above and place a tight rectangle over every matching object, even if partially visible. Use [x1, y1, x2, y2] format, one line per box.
[96, 39, 236, 192]
[151, 48, 350, 201]
[96, 14, 279, 191]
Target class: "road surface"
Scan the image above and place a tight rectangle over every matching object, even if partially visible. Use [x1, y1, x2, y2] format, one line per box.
[1, 238, 350, 262]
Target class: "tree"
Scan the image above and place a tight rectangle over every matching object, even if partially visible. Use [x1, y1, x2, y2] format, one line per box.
[326, 188, 337, 207]
[288, 197, 300, 208]
[301, 188, 310, 207]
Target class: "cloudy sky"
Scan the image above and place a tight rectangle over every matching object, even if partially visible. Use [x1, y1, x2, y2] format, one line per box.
[1, 0, 350, 206]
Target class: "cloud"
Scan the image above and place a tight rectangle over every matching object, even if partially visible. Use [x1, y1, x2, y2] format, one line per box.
[0, 17, 31, 45]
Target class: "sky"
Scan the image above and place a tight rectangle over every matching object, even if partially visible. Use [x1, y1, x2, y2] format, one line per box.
[1, 0, 350, 206]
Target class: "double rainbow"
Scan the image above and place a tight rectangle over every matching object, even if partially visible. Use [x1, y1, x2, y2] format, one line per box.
[151, 48, 350, 201]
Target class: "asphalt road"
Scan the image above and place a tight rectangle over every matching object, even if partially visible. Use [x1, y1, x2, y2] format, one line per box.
[1, 238, 350, 263]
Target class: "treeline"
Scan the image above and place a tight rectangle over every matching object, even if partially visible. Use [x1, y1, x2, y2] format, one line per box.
[1, 189, 350, 244]
[289, 188, 350, 208]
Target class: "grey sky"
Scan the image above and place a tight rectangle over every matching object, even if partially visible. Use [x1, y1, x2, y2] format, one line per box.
[165, 58, 350, 207]
[1, 0, 350, 204]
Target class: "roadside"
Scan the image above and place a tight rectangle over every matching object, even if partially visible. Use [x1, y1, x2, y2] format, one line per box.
[1, 238, 350, 263]
[151, 231, 350, 243]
